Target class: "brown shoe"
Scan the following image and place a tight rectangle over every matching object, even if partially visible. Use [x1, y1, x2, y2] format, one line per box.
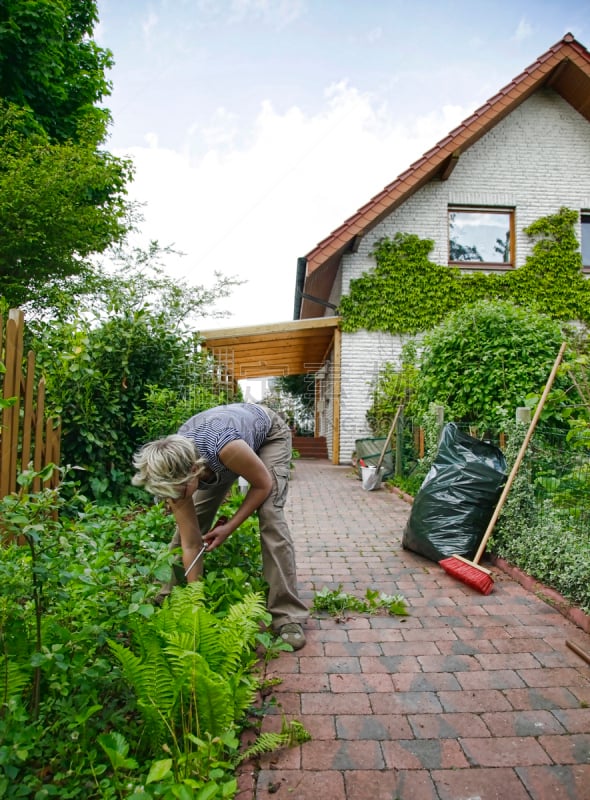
[278, 623, 306, 650]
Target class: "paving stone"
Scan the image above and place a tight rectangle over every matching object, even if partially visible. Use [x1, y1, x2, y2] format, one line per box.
[537, 733, 590, 764]
[301, 739, 385, 770]
[408, 711, 491, 739]
[460, 736, 553, 766]
[247, 461, 590, 800]
[256, 769, 345, 799]
[432, 767, 532, 799]
[335, 713, 413, 740]
[344, 769, 438, 800]
[381, 738, 469, 770]
[456, 668, 526, 690]
[516, 764, 590, 799]
[482, 710, 566, 737]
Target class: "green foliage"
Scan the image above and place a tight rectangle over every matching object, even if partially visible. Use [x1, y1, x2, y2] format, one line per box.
[366, 340, 419, 436]
[0, 479, 308, 798]
[412, 300, 565, 432]
[263, 374, 315, 434]
[26, 249, 241, 502]
[311, 584, 408, 620]
[0, 102, 133, 309]
[109, 583, 266, 750]
[236, 718, 311, 764]
[488, 418, 590, 615]
[0, 0, 135, 310]
[340, 208, 590, 334]
[339, 232, 468, 334]
[0, 0, 113, 144]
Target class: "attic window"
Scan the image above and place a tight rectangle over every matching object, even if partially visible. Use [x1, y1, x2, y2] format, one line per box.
[449, 207, 514, 267]
[582, 213, 590, 269]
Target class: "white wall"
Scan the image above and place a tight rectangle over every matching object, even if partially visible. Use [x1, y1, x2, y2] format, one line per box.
[334, 89, 590, 463]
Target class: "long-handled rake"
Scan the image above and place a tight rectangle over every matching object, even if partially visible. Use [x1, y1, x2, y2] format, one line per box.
[439, 341, 567, 595]
[361, 405, 403, 491]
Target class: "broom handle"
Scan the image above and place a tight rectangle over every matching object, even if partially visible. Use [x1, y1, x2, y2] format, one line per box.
[376, 405, 403, 471]
[472, 341, 567, 565]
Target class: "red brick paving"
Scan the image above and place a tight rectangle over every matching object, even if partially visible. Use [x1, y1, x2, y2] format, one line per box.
[241, 461, 590, 800]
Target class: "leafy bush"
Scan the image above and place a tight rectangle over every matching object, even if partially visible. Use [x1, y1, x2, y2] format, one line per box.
[0, 478, 302, 798]
[489, 418, 590, 615]
[27, 251, 241, 503]
[411, 300, 566, 433]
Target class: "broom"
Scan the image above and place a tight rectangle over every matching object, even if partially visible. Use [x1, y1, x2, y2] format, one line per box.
[439, 341, 567, 595]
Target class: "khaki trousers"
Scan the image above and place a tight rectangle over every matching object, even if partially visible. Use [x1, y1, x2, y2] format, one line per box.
[166, 408, 308, 630]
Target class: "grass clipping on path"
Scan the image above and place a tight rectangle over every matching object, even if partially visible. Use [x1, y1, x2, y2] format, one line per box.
[312, 584, 409, 620]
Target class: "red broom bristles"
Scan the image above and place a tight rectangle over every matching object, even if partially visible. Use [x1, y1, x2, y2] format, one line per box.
[439, 556, 494, 595]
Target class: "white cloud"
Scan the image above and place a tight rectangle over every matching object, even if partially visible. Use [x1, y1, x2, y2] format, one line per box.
[366, 27, 383, 44]
[142, 9, 159, 46]
[228, 0, 305, 28]
[116, 83, 472, 329]
[514, 17, 533, 42]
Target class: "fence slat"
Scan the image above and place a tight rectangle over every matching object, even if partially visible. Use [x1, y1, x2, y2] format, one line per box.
[1, 310, 24, 495]
[21, 350, 36, 470]
[0, 310, 61, 501]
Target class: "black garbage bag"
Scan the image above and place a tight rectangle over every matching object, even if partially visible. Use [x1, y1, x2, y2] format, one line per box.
[402, 422, 507, 563]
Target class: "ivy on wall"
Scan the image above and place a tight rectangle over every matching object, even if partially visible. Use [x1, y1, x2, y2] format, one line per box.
[339, 207, 590, 334]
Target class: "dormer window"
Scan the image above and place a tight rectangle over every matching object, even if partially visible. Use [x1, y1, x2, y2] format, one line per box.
[449, 207, 514, 267]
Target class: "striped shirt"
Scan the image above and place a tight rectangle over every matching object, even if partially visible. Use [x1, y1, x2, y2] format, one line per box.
[178, 403, 272, 482]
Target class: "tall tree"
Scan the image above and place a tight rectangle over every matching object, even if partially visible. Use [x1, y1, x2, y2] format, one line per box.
[0, 0, 133, 311]
[0, 0, 113, 144]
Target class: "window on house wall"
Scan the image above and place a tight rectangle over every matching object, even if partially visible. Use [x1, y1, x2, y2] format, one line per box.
[582, 213, 590, 270]
[449, 208, 514, 267]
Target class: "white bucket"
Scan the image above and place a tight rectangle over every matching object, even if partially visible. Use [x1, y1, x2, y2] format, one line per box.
[361, 465, 382, 491]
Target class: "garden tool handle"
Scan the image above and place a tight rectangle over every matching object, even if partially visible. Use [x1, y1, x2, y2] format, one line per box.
[184, 542, 208, 578]
[183, 515, 227, 577]
[375, 405, 403, 472]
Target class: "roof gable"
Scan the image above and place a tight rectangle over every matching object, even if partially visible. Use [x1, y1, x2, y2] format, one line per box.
[299, 33, 590, 319]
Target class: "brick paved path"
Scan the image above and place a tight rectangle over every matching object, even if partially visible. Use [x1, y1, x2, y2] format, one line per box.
[246, 459, 590, 800]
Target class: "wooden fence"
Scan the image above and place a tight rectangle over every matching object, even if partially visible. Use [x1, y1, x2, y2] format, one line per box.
[0, 308, 61, 497]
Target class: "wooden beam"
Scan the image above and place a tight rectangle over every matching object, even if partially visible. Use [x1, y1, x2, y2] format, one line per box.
[439, 149, 461, 181]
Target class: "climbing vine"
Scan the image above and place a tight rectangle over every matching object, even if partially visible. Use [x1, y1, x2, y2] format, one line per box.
[339, 207, 590, 334]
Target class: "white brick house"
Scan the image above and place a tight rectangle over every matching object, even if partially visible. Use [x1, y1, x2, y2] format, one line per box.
[294, 33, 590, 465]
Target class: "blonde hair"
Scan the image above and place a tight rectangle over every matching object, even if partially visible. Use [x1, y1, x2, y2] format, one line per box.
[131, 435, 208, 499]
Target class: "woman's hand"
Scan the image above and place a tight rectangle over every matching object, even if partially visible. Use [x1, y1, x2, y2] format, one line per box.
[203, 518, 232, 550]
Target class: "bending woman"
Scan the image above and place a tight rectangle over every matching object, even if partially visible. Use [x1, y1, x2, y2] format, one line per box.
[132, 402, 308, 650]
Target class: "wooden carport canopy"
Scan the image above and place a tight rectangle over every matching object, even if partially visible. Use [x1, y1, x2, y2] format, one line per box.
[199, 317, 341, 464]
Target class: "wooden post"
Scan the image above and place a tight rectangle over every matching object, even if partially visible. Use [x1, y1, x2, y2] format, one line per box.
[434, 404, 445, 442]
[395, 407, 404, 476]
[516, 406, 531, 425]
[331, 327, 341, 465]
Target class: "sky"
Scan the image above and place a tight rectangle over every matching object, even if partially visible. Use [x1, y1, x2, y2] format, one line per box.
[94, 0, 589, 332]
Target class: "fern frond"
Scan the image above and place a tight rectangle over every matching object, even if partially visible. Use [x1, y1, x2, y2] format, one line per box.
[215, 593, 267, 677]
[228, 673, 259, 721]
[235, 718, 312, 765]
[108, 638, 177, 748]
[162, 608, 227, 676]
[194, 671, 234, 737]
[0, 657, 29, 704]
[224, 592, 267, 645]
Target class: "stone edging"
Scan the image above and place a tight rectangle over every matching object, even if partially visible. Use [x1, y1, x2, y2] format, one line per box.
[389, 486, 590, 635]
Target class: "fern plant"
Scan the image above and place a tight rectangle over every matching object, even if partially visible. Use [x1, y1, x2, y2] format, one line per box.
[109, 583, 266, 752]
[107, 583, 311, 793]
